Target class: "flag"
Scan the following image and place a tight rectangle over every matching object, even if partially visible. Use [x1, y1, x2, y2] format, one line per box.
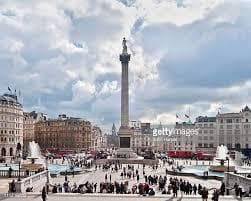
[176, 114, 179, 118]
[185, 114, 189, 118]
[8, 87, 11, 92]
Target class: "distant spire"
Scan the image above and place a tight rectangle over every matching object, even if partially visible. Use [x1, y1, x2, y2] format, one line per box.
[112, 123, 117, 135]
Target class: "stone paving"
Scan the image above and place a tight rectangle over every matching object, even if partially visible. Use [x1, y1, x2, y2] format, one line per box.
[0, 159, 247, 201]
[2, 194, 251, 201]
[49, 159, 221, 194]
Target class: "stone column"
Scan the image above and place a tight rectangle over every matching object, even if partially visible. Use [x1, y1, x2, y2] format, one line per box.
[118, 38, 131, 150]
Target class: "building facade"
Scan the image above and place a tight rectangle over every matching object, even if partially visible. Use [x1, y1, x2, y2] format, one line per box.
[195, 116, 217, 154]
[166, 106, 251, 157]
[23, 111, 47, 153]
[216, 106, 251, 157]
[0, 93, 23, 157]
[130, 121, 153, 153]
[172, 122, 197, 152]
[34, 115, 96, 152]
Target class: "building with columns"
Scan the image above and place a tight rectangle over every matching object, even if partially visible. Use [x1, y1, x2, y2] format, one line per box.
[0, 93, 23, 158]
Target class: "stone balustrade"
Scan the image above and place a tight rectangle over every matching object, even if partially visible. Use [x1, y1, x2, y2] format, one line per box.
[10, 170, 49, 193]
[224, 172, 251, 194]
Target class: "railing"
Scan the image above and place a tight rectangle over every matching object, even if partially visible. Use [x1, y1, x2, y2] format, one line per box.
[224, 172, 251, 194]
[0, 170, 36, 178]
[10, 170, 49, 193]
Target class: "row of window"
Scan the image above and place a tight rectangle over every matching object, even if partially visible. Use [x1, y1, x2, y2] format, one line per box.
[198, 143, 214, 148]
[196, 123, 214, 127]
[198, 136, 214, 140]
[219, 118, 249, 123]
[0, 115, 22, 121]
[198, 130, 214, 134]
[0, 130, 20, 134]
[0, 123, 22, 128]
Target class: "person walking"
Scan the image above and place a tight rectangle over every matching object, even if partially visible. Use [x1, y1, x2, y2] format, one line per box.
[41, 186, 47, 201]
[212, 189, 220, 201]
[105, 174, 108, 182]
[220, 182, 225, 196]
[201, 187, 208, 201]
[136, 174, 140, 183]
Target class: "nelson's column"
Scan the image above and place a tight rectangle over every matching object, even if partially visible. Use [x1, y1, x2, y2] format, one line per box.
[117, 38, 134, 158]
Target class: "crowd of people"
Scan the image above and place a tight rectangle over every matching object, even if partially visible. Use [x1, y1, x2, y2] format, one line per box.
[47, 161, 227, 201]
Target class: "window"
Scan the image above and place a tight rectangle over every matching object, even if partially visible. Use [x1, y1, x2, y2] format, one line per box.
[209, 143, 214, 148]
[226, 125, 232, 129]
[204, 143, 208, 148]
[235, 144, 241, 150]
[198, 143, 202, 147]
[226, 119, 232, 123]
[246, 119, 248, 122]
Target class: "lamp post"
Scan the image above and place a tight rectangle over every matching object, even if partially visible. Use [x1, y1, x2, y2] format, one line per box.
[45, 156, 49, 194]
[18, 157, 21, 181]
[226, 157, 230, 195]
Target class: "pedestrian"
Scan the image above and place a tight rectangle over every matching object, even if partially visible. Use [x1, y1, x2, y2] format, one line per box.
[41, 186, 47, 201]
[94, 183, 97, 192]
[201, 187, 208, 201]
[212, 189, 220, 201]
[193, 184, 197, 195]
[220, 182, 225, 196]
[137, 174, 139, 183]
[105, 174, 108, 182]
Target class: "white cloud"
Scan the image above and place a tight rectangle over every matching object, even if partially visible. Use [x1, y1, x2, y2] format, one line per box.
[0, 0, 250, 130]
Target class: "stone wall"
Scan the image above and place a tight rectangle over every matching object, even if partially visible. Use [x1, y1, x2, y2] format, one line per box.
[224, 172, 251, 194]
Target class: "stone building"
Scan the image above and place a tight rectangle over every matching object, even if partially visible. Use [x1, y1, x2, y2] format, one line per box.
[195, 116, 217, 154]
[216, 106, 251, 157]
[91, 126, 104, 150]
[34, 115, 95, 152]
[23, 111, 47, 152]
[0, 93, 23, 157]
[166, 106, 251, 157]
[173, 122, 197, 152]
[130, 121, 153, 153]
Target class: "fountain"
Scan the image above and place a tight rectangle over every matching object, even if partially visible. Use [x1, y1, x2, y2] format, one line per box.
[21, 141, 45, 172]
[209, 145, 235, 172]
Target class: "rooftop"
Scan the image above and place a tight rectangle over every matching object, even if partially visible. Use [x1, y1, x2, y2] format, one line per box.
[0, 93, 22, 107]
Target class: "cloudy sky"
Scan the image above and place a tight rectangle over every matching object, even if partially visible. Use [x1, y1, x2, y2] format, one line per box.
[0, 0, 251, 132]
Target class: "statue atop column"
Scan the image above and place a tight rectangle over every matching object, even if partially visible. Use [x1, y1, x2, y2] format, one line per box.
[122, 37, 128, 54]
